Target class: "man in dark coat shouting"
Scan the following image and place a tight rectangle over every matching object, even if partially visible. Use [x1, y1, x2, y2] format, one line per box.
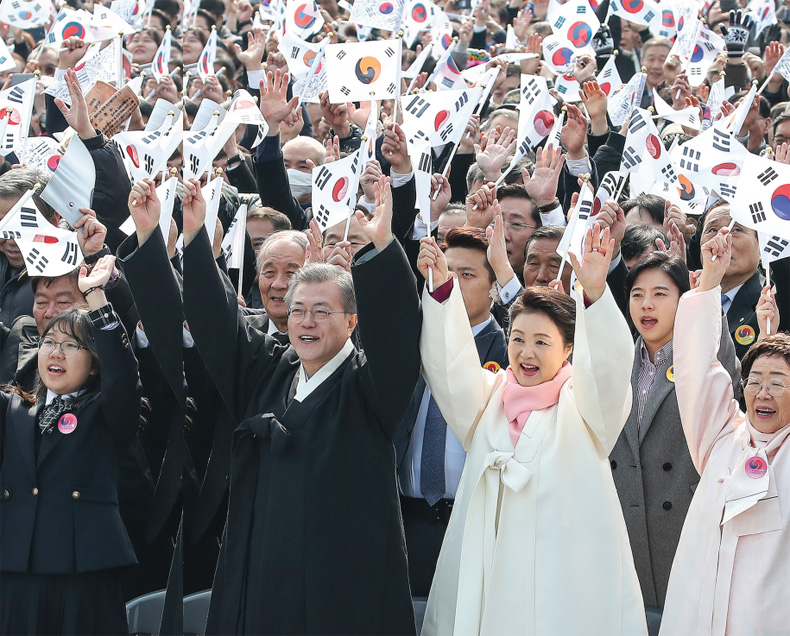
[122, 173, 421, 635]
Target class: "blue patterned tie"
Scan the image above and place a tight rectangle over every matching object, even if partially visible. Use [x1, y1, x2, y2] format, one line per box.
[722, 293, 731, 314]
[421, 396, 446, 506]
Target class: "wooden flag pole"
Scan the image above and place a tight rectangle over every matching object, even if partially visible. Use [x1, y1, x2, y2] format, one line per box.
[711, 217, 736, 262]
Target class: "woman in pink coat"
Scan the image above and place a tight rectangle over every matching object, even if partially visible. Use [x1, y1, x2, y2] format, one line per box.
[661, 227, 789, 636]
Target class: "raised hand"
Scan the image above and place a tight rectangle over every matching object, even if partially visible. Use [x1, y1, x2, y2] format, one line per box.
[417, 236, 450, 286]
[79, 255, 115, 309]
[568, 223, 614, 303]
[430, 173, 452, 220]
[305, 219, 325, 265]
[655, 216, 687, 263]
[360, 160, 383, 203]
[320, 91, 351, 137]
[593, 199, 626, 258]
[485, 201, 516, 285]
[182, 178, 207, 246]
[466, 182, 497, 228]
[522, 144, 565, 207]
[756, 285, 780, 339]
[698, 228, 732, 292]
[671, 72, 692, 110]
[128, 178, 161, 244]
[354, 175, 393, 252]
[234, 28, 267, 70]
[74, 208, 107, 256]
[381, 123, 411, 173]
[720, 10, 753, 59]
[259, 69, 299, 136]
[54, 68, 95, 140]
[580, 80, 608, 136]
[475, 126, 516, 181]
[58, 36, 89, 70]
[325, 242, 352, 272]
[561, 104, 588, 160]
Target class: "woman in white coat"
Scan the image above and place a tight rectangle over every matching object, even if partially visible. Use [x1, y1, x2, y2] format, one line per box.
[416, 221, 647, 636]
[661, 228, 790, 636]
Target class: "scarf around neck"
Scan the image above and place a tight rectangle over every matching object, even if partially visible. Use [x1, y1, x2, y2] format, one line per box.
[502, 361, 572, 447]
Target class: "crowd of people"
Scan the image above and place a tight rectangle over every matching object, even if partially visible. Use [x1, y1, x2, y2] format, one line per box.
[0, 0, 789, 634]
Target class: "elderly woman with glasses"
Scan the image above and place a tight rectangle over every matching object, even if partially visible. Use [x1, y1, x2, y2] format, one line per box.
[660, 227, 790, 636]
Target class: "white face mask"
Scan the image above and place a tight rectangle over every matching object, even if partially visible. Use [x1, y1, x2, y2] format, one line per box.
[287, 169, 312, 199]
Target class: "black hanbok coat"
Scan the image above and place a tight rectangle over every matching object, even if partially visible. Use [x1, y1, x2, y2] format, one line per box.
[179, 228, 421, 635]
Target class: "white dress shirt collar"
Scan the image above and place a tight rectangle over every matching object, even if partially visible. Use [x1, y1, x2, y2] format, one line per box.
[294, 338, 355, 402]
[45, 388, 86, 405]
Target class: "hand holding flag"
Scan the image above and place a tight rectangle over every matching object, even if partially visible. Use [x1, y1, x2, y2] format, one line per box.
[128, 177, 161, 243]
[354, 175, 393, 252]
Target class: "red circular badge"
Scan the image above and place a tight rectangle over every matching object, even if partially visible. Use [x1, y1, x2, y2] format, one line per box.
[58, 413, 77, 435]
[745, 456, 767, 479]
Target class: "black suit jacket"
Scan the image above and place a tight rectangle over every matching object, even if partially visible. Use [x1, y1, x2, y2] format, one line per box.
[0, 320, 141, 573]
[394, 316, 508, 466]
[726, 270, 763, 359]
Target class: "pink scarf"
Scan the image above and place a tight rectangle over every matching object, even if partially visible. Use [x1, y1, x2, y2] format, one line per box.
[502, 361, 572, 447]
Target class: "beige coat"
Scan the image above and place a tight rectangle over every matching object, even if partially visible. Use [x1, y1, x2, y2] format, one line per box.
[419, 282, 647, 636]
[661, 287, 790, 636]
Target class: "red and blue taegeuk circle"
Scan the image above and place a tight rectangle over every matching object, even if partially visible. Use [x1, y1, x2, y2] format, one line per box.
[690, 45, 704, 63]
[47, 155, 61, 171]
[623, 0, 644, 13]
[293, 4, 316, 29]
[18, 10, 32, 19]
[332, 177, 349, 202]
[379, 2, 394, 14]
[568, 21, 592, 47]
[662, 9, 675, 27]
[440, 33, 452, 49]
[551, 47, 574, 67]
[770, 184, 790, 220]
[62, 21, 85, 39]
[412, 3, 428, 22]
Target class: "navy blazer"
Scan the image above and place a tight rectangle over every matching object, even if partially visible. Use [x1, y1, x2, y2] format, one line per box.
[0, 319, 142, 573]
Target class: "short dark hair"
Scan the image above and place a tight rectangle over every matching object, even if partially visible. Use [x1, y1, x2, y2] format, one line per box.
[496, 185, 542, 228]
[247, 207, 292, 232]
[635, 194, 666, 225]
[524, 225, 564, 257]
[442, 227, 495, 282]
[773, 112, 790, 137]
[624, 252, 690, 328]
[509, 286, 576, 346]
[30, 268, 81, 295]
[621, 224, 668, 263]
[741, 333, 790, 380]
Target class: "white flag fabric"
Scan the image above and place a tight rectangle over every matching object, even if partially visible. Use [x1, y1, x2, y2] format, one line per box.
[151, 28, 172, 79]
[556, 180, 594, 261]
[0, 37, 16, 73]
[157, 176, 178, 243]
[548, 0, 600, 49]
[0, 190, 82, 277]
[747, 0, 776, 37]
[702, 77, 726, 131]
[182, 111, 235, 179]
[596, 54, 623, 97]
[554, 72, 581, 102]
[285, 0, 324, 39]
[89, 4, 135, 38]
[325, 39, 402, 103]
[592, 171, 628, 216]
[620, 108, 679, 186]
[652, 89, 701, 130]
[292, 42, 327, 103]
[686, 27, 724, 87]
[46, 8, 112, 45]
[400, 87, 477, 148]
[0, 0, 55, 28]
[767, 44, 790, 85]
[197, 27, 217, 78]
[759, 232, 790, 268]
[541, 33, 577, 73]
[609, 0, 660, 27]
[225, 89, 269, 146]
[202, 176, 225, 239]
[730, 153, 790, 239]
[403, 42, 432, 79]
[607, 71, 646, 127]
[18, 137, 61, 173]
[360, 100, 379, 167]
[669, 124, 745, 201]
[0, 77, 35, 157]
[40, 136, 96, 228]
[116, 110, 183, 181]
[279, 31, 322, 79]
[668, 14, 702, 68]
[409, 140, 432, 227]
[221, 202, 249, 268]
[725, 82, 756, 135]
[426, 42, 466, 91]
[311, 151, 362, 232]
[349, 0, 404, 31]
[515, 75, 556, 158]
[402, 0, 438, 47]
[648, 3, 676, 39]
[44, 42, 120, 105]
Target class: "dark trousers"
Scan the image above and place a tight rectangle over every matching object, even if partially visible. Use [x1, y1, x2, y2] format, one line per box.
[400, 496, 453, 597]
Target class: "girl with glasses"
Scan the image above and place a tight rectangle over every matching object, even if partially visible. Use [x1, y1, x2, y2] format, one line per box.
[661, 228, 790, 636]
[0, 257, 142, 635]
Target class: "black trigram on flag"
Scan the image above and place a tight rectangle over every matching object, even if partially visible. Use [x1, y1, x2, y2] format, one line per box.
[142, 132, 161, 145]
[629, 110, 647, 134]
[439, 123, 454, 142]
[578, 198, 592, 220]
[680, 147, 701, 172]
[1, 231, 20, 239]
[661, 165, 677, 182]
[644, 10, 655, 21]
[712, 128, 730, 152]
[622, 146, 642, 169]
[454, 92, 468, 112]
[314, 204, 331, 228]
[11, 1, 20, 8]
[314, 166, 331, 190]
[61, 242, 79, 266]
[441, 77, 454, 89]
[717, 183, 736, 199]
[384, 46, 395, 57]
[689, 67, 703, 77]
[417, 151, 431, 173]
[575, 5, 586, 13]
[764, 237, 789, 258]
[758, 167, 778, 186]
[340, 86, 351, 96]
[404, 95, 429, 117]
[335, 49, 347, 60]
[521, 78, 539, 105]
[387, 82, 396, 94]
[749, 202, 767, 223]
[26, 248, 48, 274]
[290, 46, 299, 59]
[186, 130, 207, 145]
[554, 16, 566, 28]
[7, 85, 25, 104]
[20, 206, 37, 228]
[144, 154, 155, 173]
[189, 154, 200, 175]
[557, 84, 568, 95]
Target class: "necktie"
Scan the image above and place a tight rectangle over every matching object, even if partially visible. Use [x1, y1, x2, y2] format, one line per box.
[38, 396, 68, 435]
[721, 293, 731, 314]
[421, 395, 446, 506]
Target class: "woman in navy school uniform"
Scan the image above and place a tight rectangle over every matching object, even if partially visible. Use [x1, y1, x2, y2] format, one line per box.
[0, 256, 142, 635]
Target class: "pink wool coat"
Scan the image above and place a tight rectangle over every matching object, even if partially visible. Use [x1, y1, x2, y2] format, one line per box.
[661, 287, 790, 636]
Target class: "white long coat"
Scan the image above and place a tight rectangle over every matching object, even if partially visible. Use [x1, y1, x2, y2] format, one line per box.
[419, 282, 647, 636]
[660, 287, 790, 636]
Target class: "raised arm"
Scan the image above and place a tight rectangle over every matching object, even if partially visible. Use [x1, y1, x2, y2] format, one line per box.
[566, 224, 635, 455]
[417, 236, 501, 449]
[674, 229, 741, 473]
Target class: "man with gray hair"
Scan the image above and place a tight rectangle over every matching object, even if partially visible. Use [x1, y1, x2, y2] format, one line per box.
[124, 174, 421, 635]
